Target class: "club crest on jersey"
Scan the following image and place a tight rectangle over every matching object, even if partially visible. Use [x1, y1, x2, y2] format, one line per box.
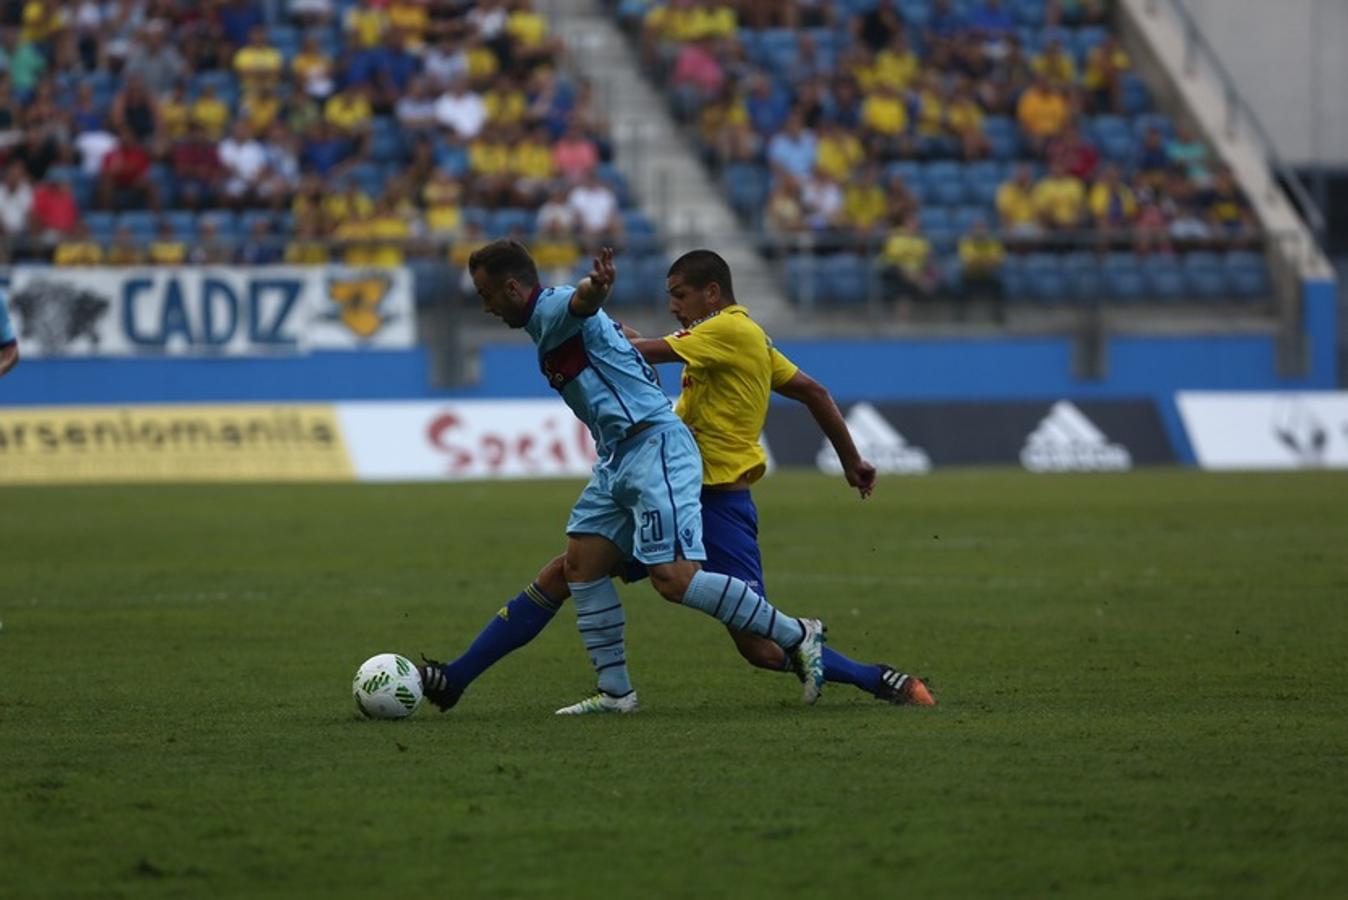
[325, 273, 394, 338]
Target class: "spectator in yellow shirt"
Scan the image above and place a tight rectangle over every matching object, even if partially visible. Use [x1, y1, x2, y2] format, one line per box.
[332, 211, 374, 267]
[1083, 35, 1131, 113]
[1033, 160, 1086, 231]
[1031, 39, 1077, 88]
[54, 224, 106, 266]
[292, 33, 336, 100]
[234, 26, 284, 93]
[1088, 163, 1137, 227]
[423, 169, 463, 238]
[467, 127, 514, 206]
[881, 216, 936, 315]
[815, 118, 865, 183]
[1016, 76, 1070, 151]
[106, 226, 145, 265]
[324, 180, 375, 230]
[874, 34, 920, 92]
[158, 80, 193, 143]
[191, 84, 232, 140]
[957, 218, 1006, 320]
[996, 164, 1041, 239]
[365, 195, 413, 267]
[344, 3, 387, 49]
[388, 0, 430, 51]
[241, 90, 282, 133]
[148, 220, 188, 265]
[510, 124, 557, 206]
[325, 83, 373, 135]
[284, 214, 331, 264]
[913, 71, 947, 140]
[483, 77, 528, 127]
[506, 0, 558, 68]
[946, 81, 991, 161]
[531, 220, 581, 286]
[860, 82, 913, 159]
[842, 164, 888, 241]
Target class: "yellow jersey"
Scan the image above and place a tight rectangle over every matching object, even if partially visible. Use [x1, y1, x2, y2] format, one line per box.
[661, 305, 798, 486]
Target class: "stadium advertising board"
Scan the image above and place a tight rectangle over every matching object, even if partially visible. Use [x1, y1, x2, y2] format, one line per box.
[0, 405, 353, 484]
[763, 399, 1175, 473]
[338, 400, 598, 480]
[6, 266, 415, 357]
[1177, 392, 1348, 470]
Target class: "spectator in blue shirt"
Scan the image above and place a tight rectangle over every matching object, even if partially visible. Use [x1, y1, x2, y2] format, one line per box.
[969, 0, 1016, 35]
[767, 110, 819, 183]
[300, 121, 353, 175]
[745, 72, 791, 136]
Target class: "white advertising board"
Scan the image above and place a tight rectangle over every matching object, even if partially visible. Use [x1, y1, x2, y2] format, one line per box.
[338, 400, 598, 481]
[1177, 392, 1348, 470]
[7, 266, 415, 356]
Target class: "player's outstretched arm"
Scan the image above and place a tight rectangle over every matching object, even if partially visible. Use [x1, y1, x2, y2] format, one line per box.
[0, 342, 17, 378]
[775, 370, 876, 498]
[569, 246, 616, 317]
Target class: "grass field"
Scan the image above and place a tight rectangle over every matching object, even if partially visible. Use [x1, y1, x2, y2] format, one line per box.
[2, 470, 1347, 898]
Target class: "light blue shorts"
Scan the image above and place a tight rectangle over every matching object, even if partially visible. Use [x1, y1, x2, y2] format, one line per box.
[567, 421, 708, 565]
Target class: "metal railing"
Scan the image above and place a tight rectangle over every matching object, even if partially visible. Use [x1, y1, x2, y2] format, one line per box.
[1156, 0, 1327, 245]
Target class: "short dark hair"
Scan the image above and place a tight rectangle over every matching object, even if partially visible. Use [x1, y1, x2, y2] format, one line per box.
[467, 239, 539, 289]
[668, 249, 735, 301]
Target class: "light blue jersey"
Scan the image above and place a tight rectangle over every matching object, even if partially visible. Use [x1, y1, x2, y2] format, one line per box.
[0, 290, 14, 347]
[524, 284, 679, 459]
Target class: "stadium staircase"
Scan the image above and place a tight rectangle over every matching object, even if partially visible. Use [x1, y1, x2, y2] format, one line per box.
[543, 0, 795, 330]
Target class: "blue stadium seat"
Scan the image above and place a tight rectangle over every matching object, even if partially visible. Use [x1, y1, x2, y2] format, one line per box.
[1001, 255, 1030, 302]
[346, 162, 386, 197]
[1142, 255, 1185, 301]
[1062, 252, 1104, 301]
[489, 208, 534, 237]
[919, 207, 953, 232]
[1223, 252, 1270, 300]
[116, 210, 158, 240]
[596, 164, 633, 207]
[925, 227, 958, 257]
[85, 211, 115, 242]
[164, 210, 198, 239]
[1013, 0, 1040, 26]
[721, 163, 768, 220]
[1023, 253, 1067, 304]
[198, 210, 239, 239]
[239, 210, 276, 236]
[1133, 113, 1174, 140]
[953, 205, 986, 234]
[1074, 27, 1109, 58]
[963, 161, 1005, 207]
[820, 253, 871, 305]
[897, 0, 933, 28]
[984, 117, 1019, 160]
[608, 254, 646, 305]
[370, 117, 407, 163]
[1102, 253, 1146, 302]
[924, 161, 965, 205]
[784, 254, 823, 306]
[1121, 73, 1152, 114]
[434, 141, 469, 177]
[622, 211, 658, 254]
[1182, 251, 1226, 300]
[886, 160, 922, 190]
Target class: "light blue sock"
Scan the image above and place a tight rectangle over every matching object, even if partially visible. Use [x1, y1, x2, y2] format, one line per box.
[680, 570, 805, 649]
[569, 578, 633, 697]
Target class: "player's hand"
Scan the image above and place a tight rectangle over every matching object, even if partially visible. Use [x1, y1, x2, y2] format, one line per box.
[588, 247, 615, 297]
[844, 458, 877, 499]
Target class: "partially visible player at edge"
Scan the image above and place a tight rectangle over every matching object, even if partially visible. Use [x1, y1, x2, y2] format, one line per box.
[0, 288, 19, 377]
[445, 239, 829, 714]
[421, 248, 935, 710]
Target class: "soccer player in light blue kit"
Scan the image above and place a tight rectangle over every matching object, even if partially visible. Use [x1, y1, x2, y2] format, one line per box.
[451, 239, 827, 714]
[0, 288, 19, 377]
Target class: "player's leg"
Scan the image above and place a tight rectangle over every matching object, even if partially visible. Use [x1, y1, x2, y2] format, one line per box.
[419, 555, 569, 712]
[555, 532, 638, 714]
[705, 489, 934, 705]
[630, 427, 827, 703]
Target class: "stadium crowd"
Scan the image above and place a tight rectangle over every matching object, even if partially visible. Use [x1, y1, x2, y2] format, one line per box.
[0, 0, 653, 280]
[619, 0, 1267, 310]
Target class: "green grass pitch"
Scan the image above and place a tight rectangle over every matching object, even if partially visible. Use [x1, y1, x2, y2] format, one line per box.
[2, 470, 1346, 898]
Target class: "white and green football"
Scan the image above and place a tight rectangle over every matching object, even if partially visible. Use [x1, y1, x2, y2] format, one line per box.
[353, 653, 423, 719]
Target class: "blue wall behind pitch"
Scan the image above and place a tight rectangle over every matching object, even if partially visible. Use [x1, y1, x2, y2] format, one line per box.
[2, 279, 1338, 464]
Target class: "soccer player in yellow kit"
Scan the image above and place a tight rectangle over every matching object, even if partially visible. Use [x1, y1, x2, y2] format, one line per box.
[421, 250, 935, 711]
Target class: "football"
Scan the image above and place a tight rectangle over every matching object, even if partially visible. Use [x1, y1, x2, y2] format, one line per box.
[352, 653, 423, 719]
